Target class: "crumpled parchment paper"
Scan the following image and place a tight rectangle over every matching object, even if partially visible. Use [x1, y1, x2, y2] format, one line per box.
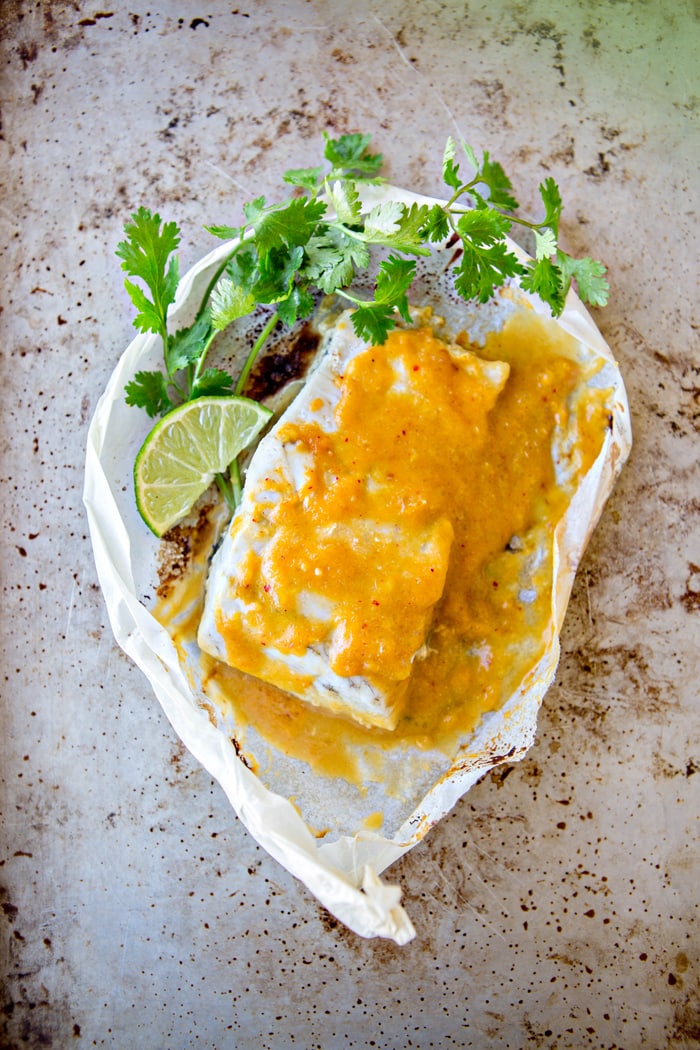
[84, 186, 631, 944]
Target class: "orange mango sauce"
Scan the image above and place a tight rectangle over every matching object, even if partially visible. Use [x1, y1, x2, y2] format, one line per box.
[211, 323, 506, 716]
[154, 308, 609, 787]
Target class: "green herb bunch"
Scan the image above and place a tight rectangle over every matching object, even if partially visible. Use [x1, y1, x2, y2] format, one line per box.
[117, 132, 609, 425]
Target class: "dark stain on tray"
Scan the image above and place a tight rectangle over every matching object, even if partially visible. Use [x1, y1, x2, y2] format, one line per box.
[242, 322, 321, 403]
[681, 562, 700, 613]
[17, 40, 39, 67]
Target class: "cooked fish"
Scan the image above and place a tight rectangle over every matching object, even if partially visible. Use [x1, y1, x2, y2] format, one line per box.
[197, 311, 509, 730]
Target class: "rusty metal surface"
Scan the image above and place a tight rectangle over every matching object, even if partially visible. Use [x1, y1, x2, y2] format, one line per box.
[1, 1, 698, 1046]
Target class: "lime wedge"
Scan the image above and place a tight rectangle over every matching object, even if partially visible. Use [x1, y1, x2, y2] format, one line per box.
[134, 395, 272, 536]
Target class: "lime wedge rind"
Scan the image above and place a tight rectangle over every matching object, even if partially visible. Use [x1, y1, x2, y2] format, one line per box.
[134, 395, 272, 537]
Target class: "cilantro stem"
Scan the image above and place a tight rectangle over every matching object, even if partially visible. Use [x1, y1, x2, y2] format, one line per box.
[215, 471, 237, 514]
[234, 310, 280, 396]
[218, 309, 281, 513]
[445, 182, 553, 236]
[444, 182, 479, 213]
[191, 328, 218, 387]
[169, 377, 189, 401]
[335, 288, 365, 307]
[198, 249, 239, 317]
[230, 460, 243, 507]
[330, 221, 374, 244]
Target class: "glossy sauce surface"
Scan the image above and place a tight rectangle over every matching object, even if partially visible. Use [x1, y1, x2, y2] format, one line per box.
[156, 308, 609, 784]
[215, 323, 508, 698]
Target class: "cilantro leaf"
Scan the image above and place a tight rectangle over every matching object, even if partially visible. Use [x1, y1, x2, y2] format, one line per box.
[363, 202, 433, 255]
[351, 301, 400, 344]
[324, 133, 383, 176]
[121, 278, 168, 337]
[395, 203, 433, 247]
[478, 152, 519, 211]
[373, 255, 416, 312]
[422, 204, 451, 243]
[243, 196, 268, 227]
[226, 246, 259, 294]
[276, 285, 316, 327]
[254, 245, 304, 303]
[210, 275, 257, 330]
[303, 228, 370, 293]
[520, 257, 566, 314]
[165, 313, 213, 375]
[116, 207, 180, 340]
[444, 140, 519, 210]
[302, 237, 351, 292]
[248, 197, 327, 253]
[557, 252, 610, 307]
[442, 136, 462, 191]
[283, 165, 323, 190]
[454, 240, 522, 303]
[325, 179, 362, 224]
[205, 223, 243, 241]
[456, 207, 512, 245]
[539, 177, 563, 232]
[191, 368, 235, 399]
[349, 255, 416, 342]
[534, 227, 558, 261]
[461, 142, 480, 174]
[124, 370, 174, 417]
[362, 200, 404, 239]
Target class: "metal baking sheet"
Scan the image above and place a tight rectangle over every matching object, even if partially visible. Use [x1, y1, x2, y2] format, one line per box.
[1, 1, 697, 1045]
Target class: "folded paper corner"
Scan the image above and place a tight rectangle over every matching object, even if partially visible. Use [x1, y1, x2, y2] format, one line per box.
[360, 866, 416, 946]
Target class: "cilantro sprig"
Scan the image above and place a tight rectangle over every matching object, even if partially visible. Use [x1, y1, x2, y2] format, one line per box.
[435, 136, 609, 311]
[117, 132, 609, 514]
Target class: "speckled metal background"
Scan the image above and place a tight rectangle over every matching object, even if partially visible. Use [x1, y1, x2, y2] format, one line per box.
[1, 1, 698, 1047]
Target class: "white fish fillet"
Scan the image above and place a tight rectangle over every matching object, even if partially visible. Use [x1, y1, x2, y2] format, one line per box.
[198, 312, 509, 730]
